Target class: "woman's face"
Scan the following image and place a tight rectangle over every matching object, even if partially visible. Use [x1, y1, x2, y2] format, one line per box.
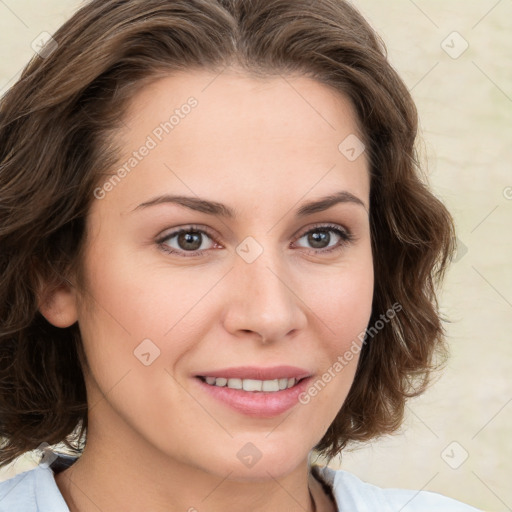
[68, 69, 373, 479]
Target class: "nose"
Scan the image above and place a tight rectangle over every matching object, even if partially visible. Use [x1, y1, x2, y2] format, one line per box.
[221, 244, 307, 344]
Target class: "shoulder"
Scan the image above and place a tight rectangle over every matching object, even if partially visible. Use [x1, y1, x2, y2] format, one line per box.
[0, 464, 69, 512]
[312, 465, 483, 512]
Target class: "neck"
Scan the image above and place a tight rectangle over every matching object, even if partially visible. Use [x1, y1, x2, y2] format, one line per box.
[55, 419, 322, 512]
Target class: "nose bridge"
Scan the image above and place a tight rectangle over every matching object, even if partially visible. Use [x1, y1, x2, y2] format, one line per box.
[242, 245, 287, 302]
[224, 238, 306, 341]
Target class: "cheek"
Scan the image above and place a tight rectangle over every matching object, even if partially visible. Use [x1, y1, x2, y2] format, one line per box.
[297, 274, 372, 424]
[298, 249, 373, 401]
[75, 245, 217, 394]
[322, 278, 373, 338]
[304, 250, 374, 346]
[78, 238, 195, 340]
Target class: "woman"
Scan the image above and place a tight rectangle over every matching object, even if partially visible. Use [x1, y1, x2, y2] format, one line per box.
[0, 0, 481, 510]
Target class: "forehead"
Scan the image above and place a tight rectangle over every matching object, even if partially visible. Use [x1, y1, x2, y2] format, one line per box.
[94, 69, 369, 218]
[123, 68, 364, 149]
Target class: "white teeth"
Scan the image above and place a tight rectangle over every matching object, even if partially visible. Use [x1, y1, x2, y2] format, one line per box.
[261, 379, 278, 392]
[203, 376, 299, 392]
[243, 379, 263, 392]
[227, 378, 242, 390]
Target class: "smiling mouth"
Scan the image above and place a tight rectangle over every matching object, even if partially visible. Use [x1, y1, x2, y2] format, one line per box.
[196, 375, 307, 393]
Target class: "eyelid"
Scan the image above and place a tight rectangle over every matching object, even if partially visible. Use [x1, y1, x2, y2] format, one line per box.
[292, 222, 352, 243]
[157, 224, 217, 241]
[155, 224, 219, 257]
[292, 222, 355, 253]
[156, 222, 355, 258]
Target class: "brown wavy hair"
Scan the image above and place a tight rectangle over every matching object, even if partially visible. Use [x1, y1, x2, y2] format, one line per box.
[0, 0, 455, 468]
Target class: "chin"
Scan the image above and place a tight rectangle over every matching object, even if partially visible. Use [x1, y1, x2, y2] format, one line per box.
[224, 465, 299, 484]
[213, 445, 307, 483]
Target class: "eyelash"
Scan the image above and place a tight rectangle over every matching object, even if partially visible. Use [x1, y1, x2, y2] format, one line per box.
[156, 223, 355, 258]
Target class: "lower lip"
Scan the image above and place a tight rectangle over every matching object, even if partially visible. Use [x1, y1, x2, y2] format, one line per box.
[193, 376, 313, 418]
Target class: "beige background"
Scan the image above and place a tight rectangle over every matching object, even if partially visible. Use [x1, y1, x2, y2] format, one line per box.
[1, 1, 510, 511]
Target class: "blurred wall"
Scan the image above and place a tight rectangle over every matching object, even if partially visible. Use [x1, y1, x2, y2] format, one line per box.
[1, 1, 510, 511]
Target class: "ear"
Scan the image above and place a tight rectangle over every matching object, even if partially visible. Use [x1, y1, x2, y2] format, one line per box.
[37, 278, 79, 328]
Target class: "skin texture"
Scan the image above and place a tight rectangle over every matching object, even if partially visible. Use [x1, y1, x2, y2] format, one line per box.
[39, 69, 374, 512]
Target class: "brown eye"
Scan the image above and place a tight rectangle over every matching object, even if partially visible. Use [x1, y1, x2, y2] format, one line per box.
[305, 229, 331, 249]
[157, 226, 217, 257]
[176, 231, 204, 251]
[294, 224, 354, 254]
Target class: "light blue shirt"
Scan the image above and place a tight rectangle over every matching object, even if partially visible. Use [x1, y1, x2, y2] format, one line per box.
[0, 453, 482, 511]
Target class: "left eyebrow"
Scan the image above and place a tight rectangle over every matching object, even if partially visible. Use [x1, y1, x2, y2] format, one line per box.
[129, 190, 368, 217]
[296, 191, 367, 216]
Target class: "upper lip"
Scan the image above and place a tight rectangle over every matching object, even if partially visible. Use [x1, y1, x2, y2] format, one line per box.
[196, 365, 312, 381]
